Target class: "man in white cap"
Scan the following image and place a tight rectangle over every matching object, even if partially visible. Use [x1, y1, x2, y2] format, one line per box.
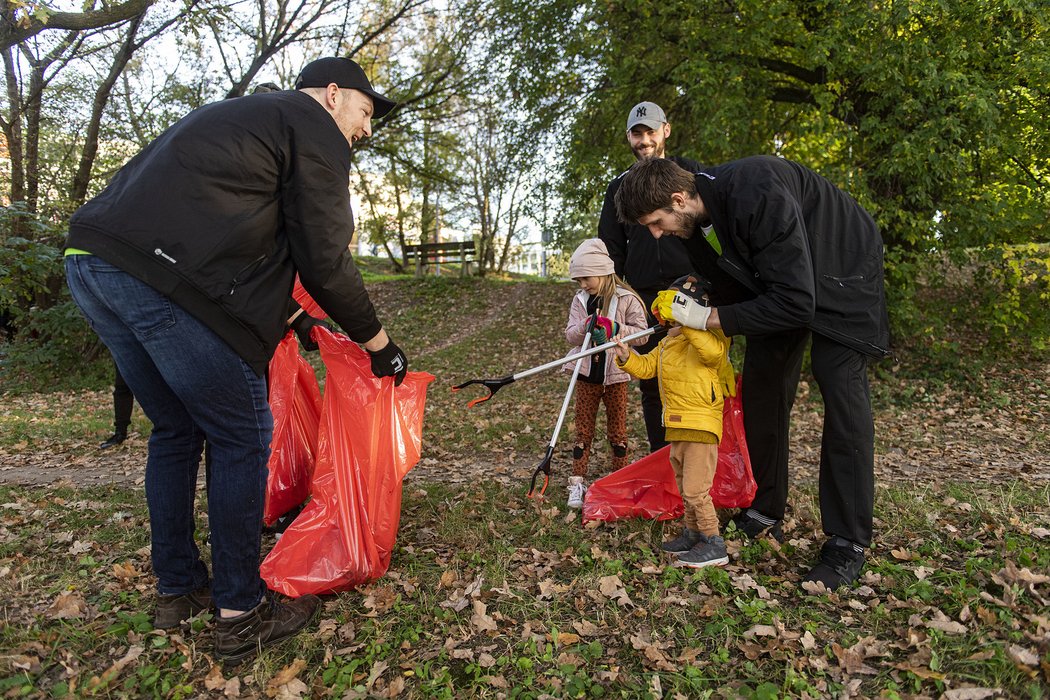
[64, 56, 406, 661]
[598, 101, 701, 453]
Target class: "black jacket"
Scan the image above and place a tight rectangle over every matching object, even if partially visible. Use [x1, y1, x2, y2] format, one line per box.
[599, 155, 700, 292]
[686, 156, 890, 358]
[66, 90, 382, 375]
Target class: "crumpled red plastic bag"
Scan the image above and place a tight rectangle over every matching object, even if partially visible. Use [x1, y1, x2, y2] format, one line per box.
[583, 376, 755, 521]
[710, 377, 755, 508]
[260, 327, 433, 596]
[263, 331, 323, 526]
[581, 445, 683, 522]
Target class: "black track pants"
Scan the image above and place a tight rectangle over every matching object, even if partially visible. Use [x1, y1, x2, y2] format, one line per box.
[113, 360, 134, 432]
[634, 288, 668, 453]
[742, 329, 874, 547]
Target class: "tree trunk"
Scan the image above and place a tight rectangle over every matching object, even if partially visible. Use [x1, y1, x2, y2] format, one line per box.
[69, 16, 144, 205]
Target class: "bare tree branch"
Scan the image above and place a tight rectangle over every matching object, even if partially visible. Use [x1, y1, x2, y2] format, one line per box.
[0, 0, 157, 51]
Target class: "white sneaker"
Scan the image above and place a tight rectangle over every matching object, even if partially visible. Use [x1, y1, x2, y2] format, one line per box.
[567, 476, 586, 509]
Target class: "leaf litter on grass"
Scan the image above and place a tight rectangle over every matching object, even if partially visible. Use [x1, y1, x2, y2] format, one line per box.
[0, 277, 1048, 696]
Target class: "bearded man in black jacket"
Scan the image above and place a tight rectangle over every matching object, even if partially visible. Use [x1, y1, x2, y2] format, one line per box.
[615, 156, 891, 591]
[64, 57, 407, 661]
[598, 102, 700, 452]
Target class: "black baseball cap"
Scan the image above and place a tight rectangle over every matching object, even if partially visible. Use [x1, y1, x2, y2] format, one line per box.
[294, 57, 396, 118]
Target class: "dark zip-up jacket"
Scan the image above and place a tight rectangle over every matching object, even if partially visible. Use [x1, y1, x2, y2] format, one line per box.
[599, 155, 700, 292]
[684, 156, 890, 358]
[66, 90, 383, 375]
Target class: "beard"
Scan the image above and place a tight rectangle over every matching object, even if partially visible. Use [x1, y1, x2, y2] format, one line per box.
[672, 209, 697, 238]
[631, 141, 666, 160]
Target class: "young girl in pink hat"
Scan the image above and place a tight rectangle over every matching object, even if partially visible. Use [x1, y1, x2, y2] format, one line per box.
[563, 238, 649, 508]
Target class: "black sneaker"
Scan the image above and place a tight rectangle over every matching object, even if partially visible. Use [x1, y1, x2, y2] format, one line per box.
[802, 536, 865, 591]
[154, 586, 212, 629]
[99, 431, 127, 449]
[214, 593, 320, 663]
[726, 509, 783, 542]
[660, 526, 702, 554]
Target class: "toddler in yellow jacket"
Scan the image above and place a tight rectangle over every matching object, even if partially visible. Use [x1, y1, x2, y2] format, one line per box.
[613, 275, 734, 568]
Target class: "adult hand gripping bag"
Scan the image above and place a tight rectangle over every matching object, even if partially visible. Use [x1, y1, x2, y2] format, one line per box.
[582, 376, 755, 521]
[263, 331, 322, 526]
[261, 327, 434, 596]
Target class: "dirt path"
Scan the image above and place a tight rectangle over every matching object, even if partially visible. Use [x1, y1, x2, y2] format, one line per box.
[3, 390, 1046, 491]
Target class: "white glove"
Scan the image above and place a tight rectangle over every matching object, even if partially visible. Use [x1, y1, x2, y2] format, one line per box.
[670, 291, 712, 330]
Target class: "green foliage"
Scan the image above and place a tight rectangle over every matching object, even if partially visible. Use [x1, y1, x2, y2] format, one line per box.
[1, 299, 112, 392]
[885, 244, 1050, 377]
[0, 204, 63, 318]
[0, 205, 111, 391]
[491, 0, 1050, 253]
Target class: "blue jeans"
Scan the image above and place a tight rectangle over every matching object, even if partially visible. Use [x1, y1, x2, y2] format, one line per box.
[66, 255, 270, 611]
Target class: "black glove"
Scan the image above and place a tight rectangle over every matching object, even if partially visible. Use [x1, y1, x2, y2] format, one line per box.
[368, 340, 408, 386]
[289, 313, 331, 351]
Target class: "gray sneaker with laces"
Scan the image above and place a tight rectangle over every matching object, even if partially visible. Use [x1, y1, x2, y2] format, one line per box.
[674, 533, 729, 569]
[660, 526, 702, 554]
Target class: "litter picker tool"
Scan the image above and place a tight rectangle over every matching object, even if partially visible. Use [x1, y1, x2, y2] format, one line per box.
[527, 315, 596, 499]
[452, 325, 660, 408]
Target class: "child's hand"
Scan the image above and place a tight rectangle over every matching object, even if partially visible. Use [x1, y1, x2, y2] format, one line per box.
[591, 315, 620, 345]
[612, 335, 630, 361]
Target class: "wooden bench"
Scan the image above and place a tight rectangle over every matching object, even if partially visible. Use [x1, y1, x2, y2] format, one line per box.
[404, 240, 476, 277]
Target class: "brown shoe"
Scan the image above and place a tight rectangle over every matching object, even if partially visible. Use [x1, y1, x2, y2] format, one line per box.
[214, 594, 320, 662]
[154, 586, 213, 629]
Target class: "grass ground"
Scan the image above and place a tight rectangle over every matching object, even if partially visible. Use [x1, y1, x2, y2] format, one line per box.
[0, 273, 1047, 698]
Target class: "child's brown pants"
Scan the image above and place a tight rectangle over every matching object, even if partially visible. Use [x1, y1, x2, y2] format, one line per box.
[572, 381, 629, 477]
[669, 440, 719, 536]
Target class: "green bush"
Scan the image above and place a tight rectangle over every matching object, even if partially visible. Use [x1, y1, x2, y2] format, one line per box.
[0, 204, 112, 392]
[0, 203, 65, 320]
[884, 243, 1050, 379]
[1, 298, 111, 392]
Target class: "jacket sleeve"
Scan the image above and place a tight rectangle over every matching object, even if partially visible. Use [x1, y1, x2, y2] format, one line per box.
[565, 294, 589, 345]
[681, 327, 728, 368]
[616, 292, 650, 345]
[281, 121, 382, 345]
[598, 177, 627, 279]
[717, 184, 816, 338]
[617, 346, 657, 380]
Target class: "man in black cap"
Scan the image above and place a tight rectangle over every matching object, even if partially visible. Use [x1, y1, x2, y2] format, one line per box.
[64, 56, 405, 662]
[599, 101, 700, 453]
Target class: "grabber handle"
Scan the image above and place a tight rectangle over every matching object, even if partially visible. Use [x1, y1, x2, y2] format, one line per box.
[512, 325, 659, 383]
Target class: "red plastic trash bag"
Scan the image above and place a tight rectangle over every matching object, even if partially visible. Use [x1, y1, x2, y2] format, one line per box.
[263, 331, 323, 526]
[261, 327, 433, 596]
[583, 376, 755, 522]
[710, 376, 755, 509]
[581, 445, 683, 522]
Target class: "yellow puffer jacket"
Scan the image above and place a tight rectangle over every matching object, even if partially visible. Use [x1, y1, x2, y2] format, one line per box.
[617, 327, 732, 440]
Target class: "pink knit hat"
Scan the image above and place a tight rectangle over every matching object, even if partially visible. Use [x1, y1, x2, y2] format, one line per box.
[569, 238, 615, 278]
